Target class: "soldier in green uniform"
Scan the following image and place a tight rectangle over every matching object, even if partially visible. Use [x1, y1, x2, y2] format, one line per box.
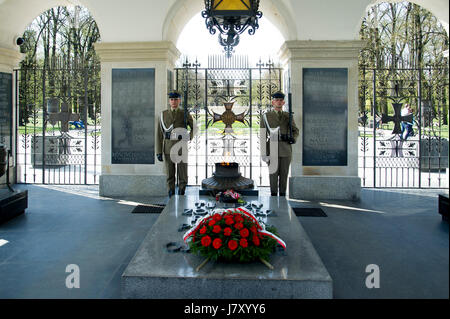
[156, 91, 194, 197]
[260, 91, 299, 196]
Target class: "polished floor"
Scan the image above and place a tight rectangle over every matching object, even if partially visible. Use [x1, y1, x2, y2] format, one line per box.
[0, 184, 448, 299]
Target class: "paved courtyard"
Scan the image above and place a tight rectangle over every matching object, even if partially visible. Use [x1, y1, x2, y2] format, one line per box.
[0, 184, 448, 299]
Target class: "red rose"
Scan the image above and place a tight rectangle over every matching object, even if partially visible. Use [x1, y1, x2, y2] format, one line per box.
[212, 225, 221, 233]
[223, 227, 232, 236]
[208, 219, 216, 226]
[234, 215, 243, 222]
[239, 228, 249, 238]
[213, 238, 222, 249]
[225, 218, 234, 225]
[201, 236, 212, 247]
[228, 240, 238, 251]
[252, 235, 260, 246]
[213, 214, 222, 222]
[199, 226, 207, 234]
[234, 222, 244, 230]
[240, 238, 248, 248]
[250, 226, 257, 234]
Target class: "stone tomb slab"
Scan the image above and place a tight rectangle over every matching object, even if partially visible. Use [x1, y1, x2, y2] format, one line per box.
[122, 196, 332, 299]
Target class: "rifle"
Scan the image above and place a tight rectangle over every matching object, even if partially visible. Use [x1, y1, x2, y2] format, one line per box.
[182, 57, 191, 130]
[288, 71, 293, 141]
[184, 88, 188, 129]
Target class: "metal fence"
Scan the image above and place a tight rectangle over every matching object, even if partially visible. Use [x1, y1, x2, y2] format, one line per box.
[14, 58, 101, 185]
[176, 55, 283, 187]
[15, 55, 447, 189]
[358, 64, 449, 188]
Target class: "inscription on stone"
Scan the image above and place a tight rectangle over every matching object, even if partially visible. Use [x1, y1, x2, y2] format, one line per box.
[112, 68, 155, 164]
[167, 69, 173, 93]
[303, 68, 348, 166]
[0, 73, 12, 150]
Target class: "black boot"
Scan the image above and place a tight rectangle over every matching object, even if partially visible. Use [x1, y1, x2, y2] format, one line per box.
[271, 192, 277, 196]
[178, 188, 185, 196]
[279, 193, 286, 197]
[168, 189, 175, 198]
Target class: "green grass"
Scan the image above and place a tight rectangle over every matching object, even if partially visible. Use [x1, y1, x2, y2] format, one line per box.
[18, 124, 61, 134]
[18, 111, 99, 135]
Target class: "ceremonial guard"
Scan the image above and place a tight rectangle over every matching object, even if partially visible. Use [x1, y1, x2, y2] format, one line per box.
[260, 91, 299, 196]
[157, 91, 194, 197]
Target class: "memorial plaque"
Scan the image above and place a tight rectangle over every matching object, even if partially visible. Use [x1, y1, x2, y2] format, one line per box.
[303, 68, 348, 166]
[0, 72, 12, 151]
[112, 68, 155, 164]
[167, 69, 173, 93]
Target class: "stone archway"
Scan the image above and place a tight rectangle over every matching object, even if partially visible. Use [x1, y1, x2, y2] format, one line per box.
[5, 3, 103, 185]
[361, 0, 449, 36]
[161, 1, 293, 188]
[0, 0, 103, 51]
[162, 0, 298, 47]
[357, 0, 449, 189]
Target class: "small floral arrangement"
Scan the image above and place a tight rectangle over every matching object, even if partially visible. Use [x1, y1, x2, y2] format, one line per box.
[183, 207, 286, 270]
[215, 189, 245, 204]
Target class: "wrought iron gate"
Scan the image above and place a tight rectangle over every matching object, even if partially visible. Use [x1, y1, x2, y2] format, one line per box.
[15, 58, 101, 185]
[175, 55, 283, 187]
[359, 64, 449, 188]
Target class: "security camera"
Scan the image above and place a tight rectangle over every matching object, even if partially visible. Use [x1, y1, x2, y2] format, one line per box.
[15, 37, 25, 46]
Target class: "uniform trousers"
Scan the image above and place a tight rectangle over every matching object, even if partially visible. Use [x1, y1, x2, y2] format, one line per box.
[164, 154, 188, 192]
[269, 156, 291, 195]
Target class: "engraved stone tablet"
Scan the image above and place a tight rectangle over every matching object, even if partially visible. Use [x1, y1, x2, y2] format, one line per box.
[167, 69, 173, 93]
[0, 73, 12, 150]
[303, 68, 348, 166]
[112, 68, 155, 164]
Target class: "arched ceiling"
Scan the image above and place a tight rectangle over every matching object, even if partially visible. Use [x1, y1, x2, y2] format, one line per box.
[162, 0, 297, 44]
[0, 0, 99, 50]
[0, 0, 448, 52]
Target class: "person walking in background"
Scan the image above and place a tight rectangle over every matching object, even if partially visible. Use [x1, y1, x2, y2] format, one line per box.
[401, 104, 414, 140]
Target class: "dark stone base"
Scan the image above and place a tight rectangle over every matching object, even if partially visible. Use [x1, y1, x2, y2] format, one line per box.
[199, 188, 259, 197]
[438, 194, 449, 221]
[0, 189, 28, 224]
[201, 163, 255, 192]
[201, 176, 254, 192]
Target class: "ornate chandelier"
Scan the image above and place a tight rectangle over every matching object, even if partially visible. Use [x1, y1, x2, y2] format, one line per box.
[202, 0, 262, 57]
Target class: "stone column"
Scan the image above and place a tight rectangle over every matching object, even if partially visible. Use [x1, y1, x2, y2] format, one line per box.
[0, 47, 23, 187]
[279, 40, 364, 201]
[95, 41, 180, 197]
[0, 47, 22, 73]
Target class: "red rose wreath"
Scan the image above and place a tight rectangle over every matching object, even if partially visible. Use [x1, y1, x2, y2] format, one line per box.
[183, 207, 286, 270]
